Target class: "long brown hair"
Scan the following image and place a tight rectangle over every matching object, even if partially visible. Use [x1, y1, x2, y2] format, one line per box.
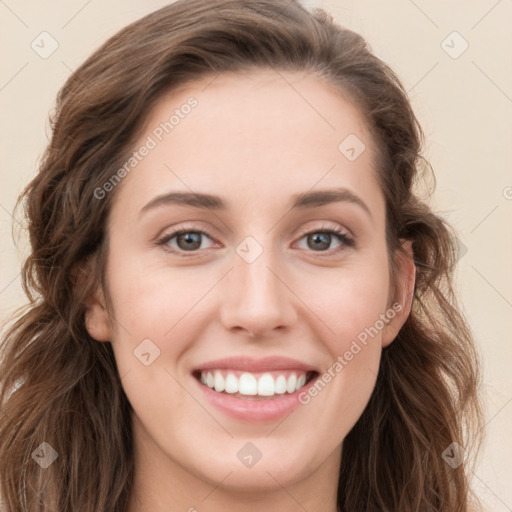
[0, 1, 484, 510]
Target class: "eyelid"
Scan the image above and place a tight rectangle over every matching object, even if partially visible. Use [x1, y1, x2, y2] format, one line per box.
[296, 221, 353, 240]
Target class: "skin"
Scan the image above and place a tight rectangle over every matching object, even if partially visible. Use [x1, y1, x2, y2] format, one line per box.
[85, 69, 415, 512]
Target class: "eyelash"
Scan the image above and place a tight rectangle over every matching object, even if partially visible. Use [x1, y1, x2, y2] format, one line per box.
[156, 224, 355, 257]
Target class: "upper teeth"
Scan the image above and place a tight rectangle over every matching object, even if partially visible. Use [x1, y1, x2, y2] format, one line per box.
[200, 370, 308, 396]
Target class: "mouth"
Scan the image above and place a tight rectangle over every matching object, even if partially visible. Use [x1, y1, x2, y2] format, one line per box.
[193, 369, 319, 400]
[191, 356, 320, 421]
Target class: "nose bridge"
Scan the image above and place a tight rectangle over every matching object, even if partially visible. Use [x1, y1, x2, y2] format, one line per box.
[220, 234, 296, 336]
[240, 253, 280, 303]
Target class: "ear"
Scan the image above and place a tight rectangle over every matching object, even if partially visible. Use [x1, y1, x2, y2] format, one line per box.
[72, 261, 112, 343]
[381, 239, 416, 348]
[84, 284, 112, 342]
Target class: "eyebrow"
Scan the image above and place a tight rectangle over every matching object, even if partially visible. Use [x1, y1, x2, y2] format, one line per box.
[139, 187, 372, 218]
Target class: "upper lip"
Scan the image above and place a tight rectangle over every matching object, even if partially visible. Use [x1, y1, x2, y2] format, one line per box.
[192, 356, 318, 373]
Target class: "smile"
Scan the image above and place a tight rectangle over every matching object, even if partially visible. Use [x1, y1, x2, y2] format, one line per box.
[196, 369, 315, 398]
[191, 356, 320, 421]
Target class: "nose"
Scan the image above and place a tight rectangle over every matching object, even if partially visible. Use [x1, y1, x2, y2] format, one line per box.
[219, 245, 298, 339]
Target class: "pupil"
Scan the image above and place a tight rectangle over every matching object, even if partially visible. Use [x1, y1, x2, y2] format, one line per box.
[178, 233, 201, 250]
[309, 233, 330, 251]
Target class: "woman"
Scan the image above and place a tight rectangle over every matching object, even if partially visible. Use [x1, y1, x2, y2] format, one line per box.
[0, 0, 484, 510]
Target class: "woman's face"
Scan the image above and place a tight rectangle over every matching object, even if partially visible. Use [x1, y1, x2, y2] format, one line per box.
[86, 69, 414, 502]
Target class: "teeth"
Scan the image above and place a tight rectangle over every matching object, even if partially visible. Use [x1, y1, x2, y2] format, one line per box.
[199, 370, 309, 396]
[257, 373, 275, 396]
[239, 373, 257, 395]
[286, 374, 297, 394]
[275, 375, 287, 394]
[296, 374, 306, 389]
[214, 372, 225, 392]
[225, 373, 239, 393]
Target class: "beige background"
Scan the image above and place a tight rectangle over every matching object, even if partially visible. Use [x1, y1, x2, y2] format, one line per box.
[1, 0, 511, 509]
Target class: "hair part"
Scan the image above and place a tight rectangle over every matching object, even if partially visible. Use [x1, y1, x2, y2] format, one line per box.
[0, 1, 484, 510]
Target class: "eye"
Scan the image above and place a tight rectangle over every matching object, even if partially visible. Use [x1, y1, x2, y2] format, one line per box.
[296, 226, 355, 253]
[157, 229, 216, 255]
[156, 224, 355, 257]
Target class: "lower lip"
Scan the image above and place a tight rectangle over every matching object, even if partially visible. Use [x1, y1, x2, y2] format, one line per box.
[193, 376, 316, 422]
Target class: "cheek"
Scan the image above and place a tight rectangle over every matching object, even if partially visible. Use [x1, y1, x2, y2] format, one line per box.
[296, 256, 390, 410]
[301, 261, 390, 354]
[107, 258, 214, 338]
[104, 257, 227, 417]
[105, 263, 203, 420]
[296, 272, 390, 434]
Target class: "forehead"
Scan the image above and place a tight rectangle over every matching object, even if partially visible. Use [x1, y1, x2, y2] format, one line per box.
[111, 69, 383, 222]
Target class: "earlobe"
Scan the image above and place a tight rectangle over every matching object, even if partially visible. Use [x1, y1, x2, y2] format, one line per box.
[382, 240, 416, 348]
[72, 257, 112, 343]
[84, 285, 112, 342]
